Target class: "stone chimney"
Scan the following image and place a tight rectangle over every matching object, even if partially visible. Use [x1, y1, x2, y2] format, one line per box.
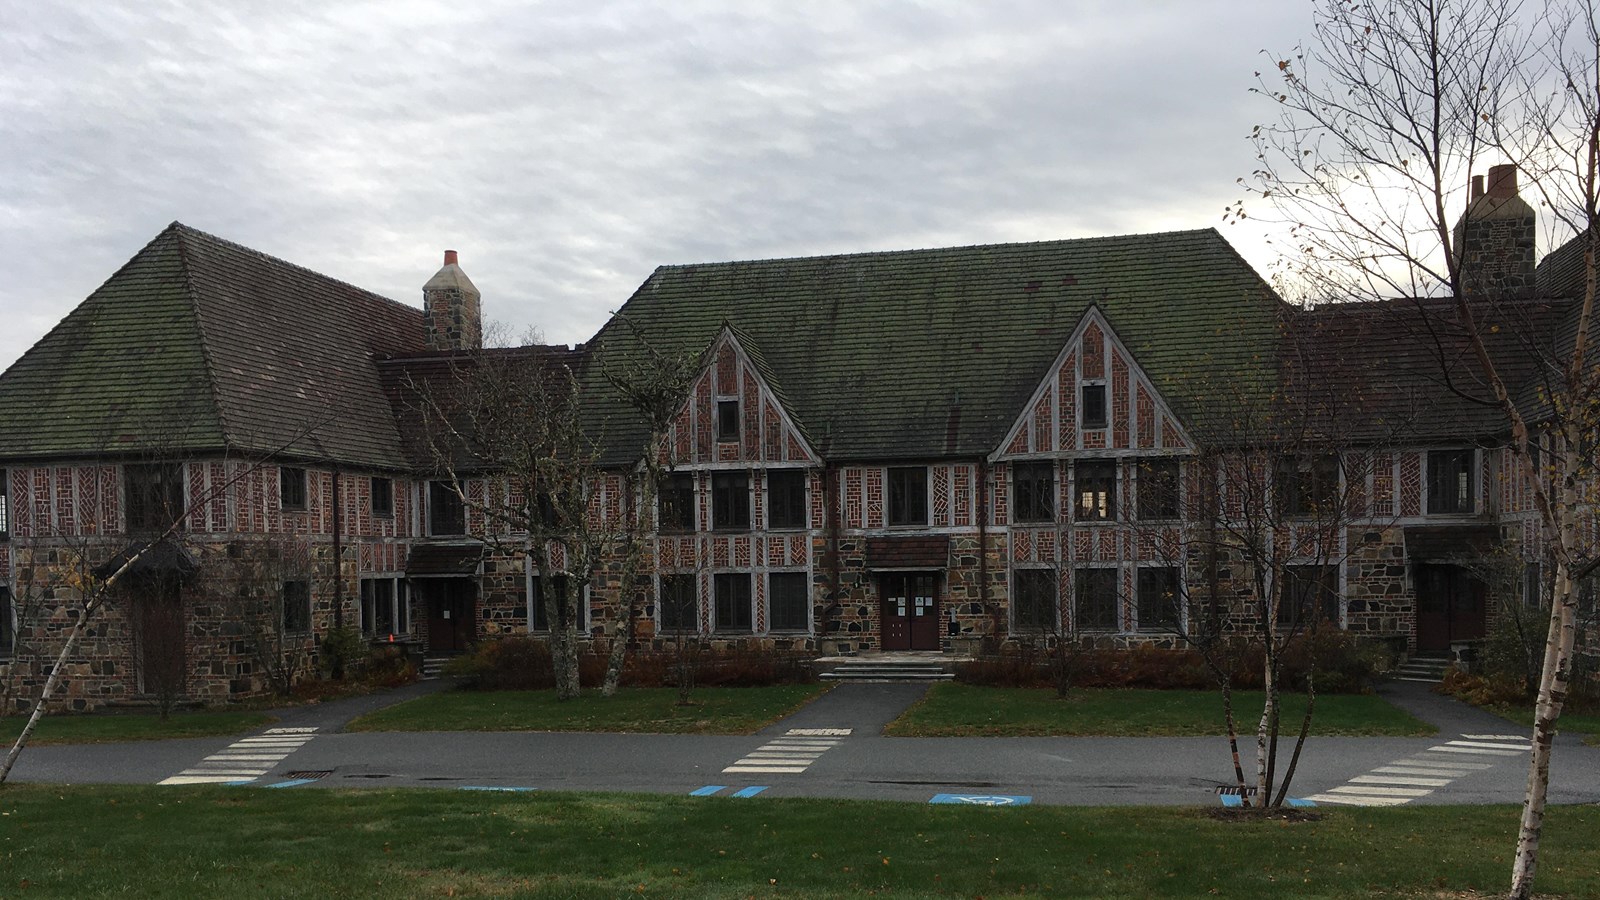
[1453, 164, 1536, 297]
[423, 250, 482, 351]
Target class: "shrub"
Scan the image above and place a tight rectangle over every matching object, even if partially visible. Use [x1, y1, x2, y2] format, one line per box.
[445, 638, 816, 691]
[318, 626, 366, 680]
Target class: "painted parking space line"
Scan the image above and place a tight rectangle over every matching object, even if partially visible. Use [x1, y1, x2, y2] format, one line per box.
[929, 793, 1031, 806]
[1462, 733, 1529, 741]
[731, 786, 768, 798]
[265, 779, 318, 789]
[690, 785, 727, 796]
[722, 728, 850, 775]
[461, 786, 537, 792]
[159, 726, 319, 786]
[1349, 775, 1453, 787]
[1304, 793, 1410, 807]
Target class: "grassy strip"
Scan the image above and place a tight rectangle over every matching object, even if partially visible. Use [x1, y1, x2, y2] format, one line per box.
[0, 710, 275, 745]
[1477, 704, 1600, 745]
[885, 683, 1434, 737]
[0, 785, 1597, 898]
[347, 684, 829, 735]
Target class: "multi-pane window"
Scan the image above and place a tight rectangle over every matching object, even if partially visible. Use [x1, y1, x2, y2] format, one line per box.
[1277, 455, 1339, 517]
[1136, 458, 1180, 520]
[658, 574, 697, 632]
[1523, 561, 1544, 609]
[716, 400, 741, 442]
[0, 468, 8, 539]
[712, 471, 750, 531]
[125, 463, 185, 532]
[428, 480, 466, 536]
[371, 477, 394, 518]
[888, 466, 928, 526]
[1011, 462, 1055, 523]
[282, 580, 312, 633]
[360, 577, 409, 638]
[1276, 565, 1340, 630]
[1074, 460, 1116, 521]
[1427, 449, 1476, 514]
[1137, 567, 1180, 632]
[529, 573, 574, 632]
[658, 473, 695, 531]
[1013, 568, 1057, 629]
[767, 470, 807, 530]
[280, 466, 308, 511]
[768, 572, 809, 632]
[1081, 383, 1108, 428]
[714, 572, 752, 632]
[1074, 567, 1119, 631]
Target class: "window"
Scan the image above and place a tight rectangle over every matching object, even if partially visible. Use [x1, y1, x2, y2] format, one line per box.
[1136, 458, 1180, 520]
[0, 468, 8, 540]
[280, 466, 308, 511]
[658, 473, 695, 531]
[529, 573, 574, 632]
[1427, 449, 1476, 514]
[1137, 567, 1180, 632]
[1074, 567, 1119, 631]
[282, 580, 312, 633]
[535, 491, 563, 530]
[888, 466, 928, 526]
[125, 463, 184, 532]
[1277, 565, 1340, 630]
[1013, 568, 1057, 629]
[712, 471, 751, 531]
[360, 577, 409, 638]
[767, 469, 807, 530]
[716, 400, 741, 442]
[428, 480, 466, 536]
[1277, 455, 1338, 517]
[769, 572, 810, 631]
[371, 477, 394, 518]
[714, 572, 753, 632]
[658, 574, 698, 632]
[0, 585, 12, 658]
[1081, 384, 1107, 428]
[1012, 462, 1055, 523]
[1523, 561, 1544, 609]
[1074, 460, 1116, 521]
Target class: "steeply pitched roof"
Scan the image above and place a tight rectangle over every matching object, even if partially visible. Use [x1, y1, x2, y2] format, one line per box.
[584, 229, 1285, 462]
[0, 223, 426, 467]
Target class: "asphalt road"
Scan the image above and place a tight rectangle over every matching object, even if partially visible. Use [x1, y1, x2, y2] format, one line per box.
[12, 680, 1600, 808]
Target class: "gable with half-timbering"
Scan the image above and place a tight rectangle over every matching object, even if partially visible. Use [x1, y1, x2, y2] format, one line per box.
[995, 306, 1193, 460]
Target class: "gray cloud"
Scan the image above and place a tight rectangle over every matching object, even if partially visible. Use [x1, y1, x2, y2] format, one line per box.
[1, 0, 1312, 367]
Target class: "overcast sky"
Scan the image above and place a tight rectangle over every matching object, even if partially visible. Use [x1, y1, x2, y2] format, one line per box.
[1, 0, 1317, 370]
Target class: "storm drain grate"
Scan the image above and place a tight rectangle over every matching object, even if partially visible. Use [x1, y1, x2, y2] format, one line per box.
[1215, 786, 1259, 796]
[284, 771, 332, 781]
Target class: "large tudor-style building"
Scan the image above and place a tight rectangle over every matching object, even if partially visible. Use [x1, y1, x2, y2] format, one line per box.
[0, 165, 1594, 709]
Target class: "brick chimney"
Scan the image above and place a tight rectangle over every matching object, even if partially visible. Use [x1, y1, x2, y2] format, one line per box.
[423, 249, 482, 351]
[1453, 164, 1536, 297]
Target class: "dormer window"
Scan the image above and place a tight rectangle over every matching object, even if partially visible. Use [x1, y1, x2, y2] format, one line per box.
[716, 400, 740, 442]
[1081, 384, 1107, 429]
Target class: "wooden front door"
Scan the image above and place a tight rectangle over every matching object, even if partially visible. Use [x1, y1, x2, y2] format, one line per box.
[133, 578, 185, 697]
[881, 573, 940, 651]
[1416, 564, 1487, 653]
[426, 579, 477, 653]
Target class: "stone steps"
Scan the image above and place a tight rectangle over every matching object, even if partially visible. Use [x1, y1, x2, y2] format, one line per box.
[817, 659, 956, 683]
[420, 657, 454, 681]
[1396, 656, 1452, 684]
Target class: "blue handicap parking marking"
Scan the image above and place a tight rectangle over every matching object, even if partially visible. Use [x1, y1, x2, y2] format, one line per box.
[731, 786, 768, 798]
[1219, 794, 1245, 808]
[460, 786, 537, 793]
[929, 793, 1032, 806]
[1287, 798, 1316, 808]
[690, 785, 727, 797]
[264, 779, 317, 789]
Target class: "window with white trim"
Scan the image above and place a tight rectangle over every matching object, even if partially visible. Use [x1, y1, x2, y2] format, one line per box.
[359, 577, 409, 638]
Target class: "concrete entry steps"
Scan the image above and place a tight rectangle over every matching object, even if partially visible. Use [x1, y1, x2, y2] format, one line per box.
[1396, 654, 1451, 684]
[815, 651, 960, 683]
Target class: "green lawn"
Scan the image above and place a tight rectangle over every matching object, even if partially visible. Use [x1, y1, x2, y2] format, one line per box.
[0, 710, 275, 745]
[0, 785, 1597, 898]
[347, 684, 829, 735]
[1479, 704, 1600, 745]
[885, 684, 1434, 737]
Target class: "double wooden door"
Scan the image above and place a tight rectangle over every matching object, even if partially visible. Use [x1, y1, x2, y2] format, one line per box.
[881, 573, 941, 651]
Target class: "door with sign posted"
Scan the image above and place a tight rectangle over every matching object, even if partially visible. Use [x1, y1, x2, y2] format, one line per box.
[880, 573, 940, 651]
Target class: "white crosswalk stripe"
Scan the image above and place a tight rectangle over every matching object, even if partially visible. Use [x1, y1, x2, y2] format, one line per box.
[722, 727, 851, 775]
[1305, 732, 1525, 807]
[159, 726, 319, 785]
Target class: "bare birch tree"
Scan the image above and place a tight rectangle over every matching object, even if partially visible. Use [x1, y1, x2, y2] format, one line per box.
[1238, 1, 1599, 892]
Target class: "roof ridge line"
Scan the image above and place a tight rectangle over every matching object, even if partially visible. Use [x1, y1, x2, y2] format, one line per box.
[173, 226, 236, 448]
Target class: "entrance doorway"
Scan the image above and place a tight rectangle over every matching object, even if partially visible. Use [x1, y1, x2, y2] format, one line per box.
[880, 573, 940, 651]
[132, 577, 186, 697]
[425, 578, 477, 653]
[1415, 564, 1487, 653]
